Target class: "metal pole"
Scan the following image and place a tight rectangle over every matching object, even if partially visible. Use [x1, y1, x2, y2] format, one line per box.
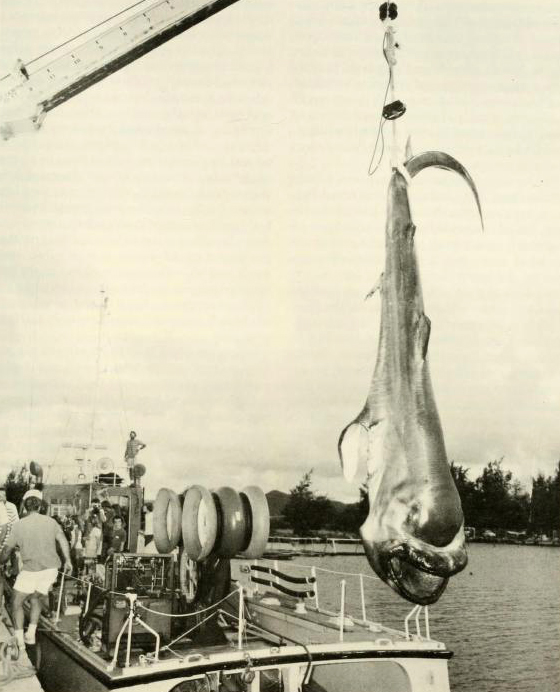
[414, 605, 421, 638]
[424, 606, 430, 640]
[404, 605, 419, 641]
[311, 567, 319, 610]
[85, 581, 92, 614]
[55, 572, 65, 623]
[126, 600, 134, 668]
[339, 579, 346, 642]
[237, 585, 244, 650]
[134, 616, 160, 660]
[359, 574, 366, 621]
[253, 559, 258, 594]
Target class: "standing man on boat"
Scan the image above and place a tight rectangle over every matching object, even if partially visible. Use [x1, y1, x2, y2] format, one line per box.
[0, 492, 72, 647]
[0, 482, 19, 616]
[124, 430, 146, 485]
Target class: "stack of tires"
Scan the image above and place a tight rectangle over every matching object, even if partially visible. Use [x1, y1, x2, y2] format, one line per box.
[153, 485, 270, 560]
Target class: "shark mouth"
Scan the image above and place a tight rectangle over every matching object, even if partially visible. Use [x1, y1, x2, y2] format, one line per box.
[386, 556, 448, 605]
[364, 529, 468, 606]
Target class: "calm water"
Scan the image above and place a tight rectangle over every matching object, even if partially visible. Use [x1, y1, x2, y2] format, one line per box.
[290, 544, 560, 692]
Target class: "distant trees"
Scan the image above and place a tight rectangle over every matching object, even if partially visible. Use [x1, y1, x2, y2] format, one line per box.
[280, 460, 559, 537]
[450, 458, 560, 536]
[4, 465, 29, 507]
[338, 483, 369, 534]
[283, 470, 337, 535]
[529, 462, 560, 536]
[473, 458, 529, 531]
[282, 472, 368, 536]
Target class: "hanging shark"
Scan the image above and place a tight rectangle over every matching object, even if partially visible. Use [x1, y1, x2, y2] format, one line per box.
[339, 151, 482, 605]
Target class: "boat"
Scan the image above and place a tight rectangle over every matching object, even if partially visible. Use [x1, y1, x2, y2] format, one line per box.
[4, 462, 455, 692]
[1, 2, 473, 690]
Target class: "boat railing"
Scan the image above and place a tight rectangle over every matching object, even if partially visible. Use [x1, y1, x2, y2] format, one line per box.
[50, 561, 433, 669]
[404, 604, 430, 641]
[240, 559, 433, 643]
[49, 568, 249, 670]
[44, 461, 130, 486]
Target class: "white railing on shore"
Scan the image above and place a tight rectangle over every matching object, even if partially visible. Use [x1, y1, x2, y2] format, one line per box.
[44, 462, 130, 486]
[266, 536, 364, 555]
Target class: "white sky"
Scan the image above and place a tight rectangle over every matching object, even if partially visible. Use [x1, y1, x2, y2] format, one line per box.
[1, 1, 559, 502]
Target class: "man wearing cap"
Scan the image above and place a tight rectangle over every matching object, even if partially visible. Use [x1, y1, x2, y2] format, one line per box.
[0, 482, 18, 615]
[0, 492, 72, 647]
[20, 482, 45, 516]
[124, 430, 146, 485]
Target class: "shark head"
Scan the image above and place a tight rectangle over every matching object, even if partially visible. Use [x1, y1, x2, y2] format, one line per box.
[340, 419, 467, 605]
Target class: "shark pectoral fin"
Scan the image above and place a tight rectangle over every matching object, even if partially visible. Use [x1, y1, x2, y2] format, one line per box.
[414, 312, 431, 361]
[338, 422, 369, 483]
[365, 273, 384, 301]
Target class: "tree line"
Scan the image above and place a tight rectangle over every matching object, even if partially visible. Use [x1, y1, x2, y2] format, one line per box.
[279, 460, 560, 538]
[450, 458, 559, 537]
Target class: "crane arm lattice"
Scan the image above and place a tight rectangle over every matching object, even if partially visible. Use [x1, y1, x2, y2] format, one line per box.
[0, 0, 242, 140]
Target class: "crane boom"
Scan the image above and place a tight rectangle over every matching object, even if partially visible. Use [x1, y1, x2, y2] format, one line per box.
[0, 0, 243, 140]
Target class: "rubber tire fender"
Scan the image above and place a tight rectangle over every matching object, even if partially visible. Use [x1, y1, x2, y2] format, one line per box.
[240, 486, 270, 558]
[213, 487, 246, 558]
[153, 487, 182, 553]
[182, 485, 218, 561]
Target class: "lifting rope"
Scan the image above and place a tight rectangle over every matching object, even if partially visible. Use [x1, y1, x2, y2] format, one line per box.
[368, 2, 405, 176]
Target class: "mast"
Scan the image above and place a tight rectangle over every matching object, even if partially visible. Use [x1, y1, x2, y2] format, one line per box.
[90, 290, 109, 453]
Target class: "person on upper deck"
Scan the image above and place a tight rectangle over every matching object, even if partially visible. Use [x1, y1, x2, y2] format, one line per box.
[124, 431, 146, 485]
[0, 492, 72, 647]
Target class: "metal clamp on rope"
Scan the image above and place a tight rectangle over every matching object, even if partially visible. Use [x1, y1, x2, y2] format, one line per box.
[379, 3, 398, 22]
[382, 100, 406, 121]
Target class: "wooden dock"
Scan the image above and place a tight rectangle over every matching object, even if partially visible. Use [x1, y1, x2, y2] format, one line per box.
[0, 612, 42, 691]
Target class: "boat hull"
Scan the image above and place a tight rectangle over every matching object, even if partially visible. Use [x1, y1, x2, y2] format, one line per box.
[31, 602, 452, 692]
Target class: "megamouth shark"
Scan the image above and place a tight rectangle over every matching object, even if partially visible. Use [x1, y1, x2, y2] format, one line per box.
[339, 151, 482, 605]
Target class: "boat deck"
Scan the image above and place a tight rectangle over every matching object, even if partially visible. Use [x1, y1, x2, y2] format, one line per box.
[43, 578, 444, 668]
[0, 609, 42, 690]
[5, 562, 452, 692]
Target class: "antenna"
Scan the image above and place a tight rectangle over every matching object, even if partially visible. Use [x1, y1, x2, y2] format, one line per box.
[90, 289, 109, 450]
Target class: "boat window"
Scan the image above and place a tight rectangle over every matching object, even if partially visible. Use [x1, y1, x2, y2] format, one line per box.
[169, 669, 283, 692]
[169, 673, 244, 692]
[307, 661, 412, 692]
[50, 502, 74, 517]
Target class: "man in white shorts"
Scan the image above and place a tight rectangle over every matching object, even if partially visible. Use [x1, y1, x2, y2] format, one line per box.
[0, 491, 72, 647]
